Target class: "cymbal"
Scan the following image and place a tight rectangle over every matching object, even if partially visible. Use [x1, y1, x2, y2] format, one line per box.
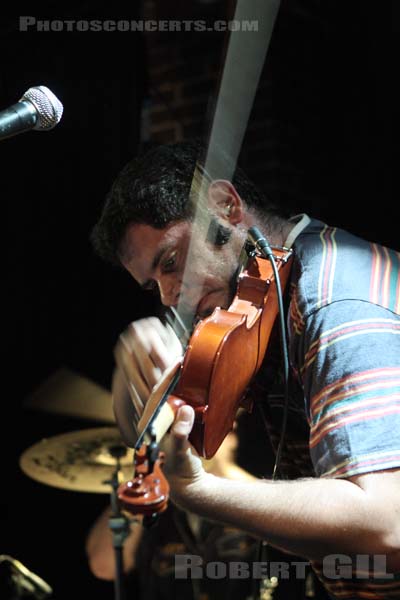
[19, 427, 134, 494]
[24, 367, 115, 424]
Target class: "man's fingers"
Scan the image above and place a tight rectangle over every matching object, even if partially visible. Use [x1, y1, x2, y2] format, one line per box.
[171, 405, 195, 449]
[130, 317, 182, 371]
[118, 318, 183, 390]
[160, 404, 205, 484]
[131, 320, 171, 374]
[114, 317, 185, 435]
[114, 336, 152, 400]
[116, 328, 164, 393]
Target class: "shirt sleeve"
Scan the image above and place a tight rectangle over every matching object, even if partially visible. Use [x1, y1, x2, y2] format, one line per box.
[292, 299, 400, 478]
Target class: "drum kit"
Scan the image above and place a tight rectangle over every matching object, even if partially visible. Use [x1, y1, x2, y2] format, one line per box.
[17, 368, 135, 600]
[19, 426, 134, 494]
[20, 368, 132, 494]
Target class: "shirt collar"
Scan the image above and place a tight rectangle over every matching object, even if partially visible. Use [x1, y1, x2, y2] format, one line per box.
[283, 213, 311, 249]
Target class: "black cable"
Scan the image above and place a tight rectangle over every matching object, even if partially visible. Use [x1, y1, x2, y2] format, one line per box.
[247, 227, 290, 479]
[247, 227, 291, 600]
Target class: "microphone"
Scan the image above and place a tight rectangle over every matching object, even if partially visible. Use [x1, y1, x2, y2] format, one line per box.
[247, 226, 274, 259]
[0, 85, 63, 141]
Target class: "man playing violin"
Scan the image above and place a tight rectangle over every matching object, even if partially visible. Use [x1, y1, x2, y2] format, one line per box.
[91, 140, 400, 599]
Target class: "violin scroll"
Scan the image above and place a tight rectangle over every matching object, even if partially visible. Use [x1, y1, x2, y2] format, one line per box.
[117, 442, 169, 518]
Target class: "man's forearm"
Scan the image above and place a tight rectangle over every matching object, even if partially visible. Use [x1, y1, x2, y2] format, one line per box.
[173, 472, 400, 567]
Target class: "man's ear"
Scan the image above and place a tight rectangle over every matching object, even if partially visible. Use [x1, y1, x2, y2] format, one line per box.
[207, 180, 244, 224]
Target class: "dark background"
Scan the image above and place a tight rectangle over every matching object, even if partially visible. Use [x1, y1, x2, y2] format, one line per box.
[0, 1, 395, 599]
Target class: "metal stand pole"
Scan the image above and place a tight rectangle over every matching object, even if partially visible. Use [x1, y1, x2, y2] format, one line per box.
[106, 447, 132, 600]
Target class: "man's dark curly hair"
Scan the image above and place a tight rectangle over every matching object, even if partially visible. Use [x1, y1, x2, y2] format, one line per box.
[91, 139, 288, 266]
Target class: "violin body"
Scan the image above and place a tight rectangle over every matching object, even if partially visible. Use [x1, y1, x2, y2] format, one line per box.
[169, 247, 293, 458]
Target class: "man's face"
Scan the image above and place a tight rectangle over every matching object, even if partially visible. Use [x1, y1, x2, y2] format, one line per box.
[120, 218, 244, 320]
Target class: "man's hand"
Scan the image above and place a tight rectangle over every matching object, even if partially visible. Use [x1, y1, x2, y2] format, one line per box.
[112, 317, 183, 447]
[114, 317, 183, 409]
[161, 404, 208, 507]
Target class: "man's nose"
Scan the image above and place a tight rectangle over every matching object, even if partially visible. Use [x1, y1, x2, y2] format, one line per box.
[157, 275, 181, 307]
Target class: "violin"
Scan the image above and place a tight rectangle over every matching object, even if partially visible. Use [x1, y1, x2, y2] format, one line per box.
[115, 239, 293, 519]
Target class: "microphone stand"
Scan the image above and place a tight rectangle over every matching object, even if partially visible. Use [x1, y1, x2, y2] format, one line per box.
[106, 446, 132, 600]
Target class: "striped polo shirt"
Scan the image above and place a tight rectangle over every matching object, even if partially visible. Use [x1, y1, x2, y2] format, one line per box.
[282, 216, 400, 598]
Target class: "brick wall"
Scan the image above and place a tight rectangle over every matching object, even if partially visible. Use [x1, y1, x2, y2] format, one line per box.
[140, 0, 229, 144]
[138, 0, 386, 223]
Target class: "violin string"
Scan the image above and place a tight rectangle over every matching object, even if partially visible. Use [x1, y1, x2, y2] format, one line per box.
[166, 307, 191, 347]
